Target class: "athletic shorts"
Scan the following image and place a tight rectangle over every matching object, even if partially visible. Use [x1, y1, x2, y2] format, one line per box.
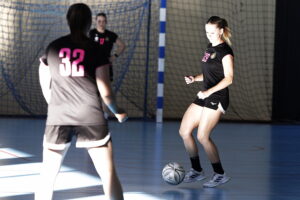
[43, 125, 111, 150]
[193, 95, 229, 114]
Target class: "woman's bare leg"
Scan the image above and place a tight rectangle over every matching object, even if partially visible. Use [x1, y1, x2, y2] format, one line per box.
[88, 141, 123, 200]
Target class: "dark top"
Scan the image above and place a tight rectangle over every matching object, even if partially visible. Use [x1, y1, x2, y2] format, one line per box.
[201, 42, 234, 97]
[42, 34, 109, 125]
[89, 29, 118, 58]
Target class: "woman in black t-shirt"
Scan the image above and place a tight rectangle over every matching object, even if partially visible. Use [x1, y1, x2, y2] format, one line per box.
[179, 16, 234, 188]
[89, 12, 126, 81]
[36, 3, 127, 200]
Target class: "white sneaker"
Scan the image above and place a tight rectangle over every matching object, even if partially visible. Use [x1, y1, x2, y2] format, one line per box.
[203, 173, 230, 188]
[184, 168, 206, 183]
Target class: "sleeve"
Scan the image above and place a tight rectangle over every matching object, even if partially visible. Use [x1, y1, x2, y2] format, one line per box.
[88, 29, 94, 39]
[219, 45, 234, 60]
[40, 45, 50, 66]
[40, 55, 48, 66]
[111, 31, 118, 43]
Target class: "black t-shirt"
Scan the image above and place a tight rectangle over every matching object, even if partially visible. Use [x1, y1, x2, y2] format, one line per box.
[201, 42, 234, 97]
[43, 34, 109, 125]
[89, 29, 118, 58]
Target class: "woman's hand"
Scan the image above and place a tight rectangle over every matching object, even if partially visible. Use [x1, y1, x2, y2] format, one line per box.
[184, 76, 195, 84]
[197, 90, 211, 99]
[115, 112, 128, 123]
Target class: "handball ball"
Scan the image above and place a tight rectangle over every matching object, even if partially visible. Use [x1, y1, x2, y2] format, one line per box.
[162, 162, 185, 185]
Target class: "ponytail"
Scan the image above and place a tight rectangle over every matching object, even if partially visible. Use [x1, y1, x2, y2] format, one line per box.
[222, 26, 232, 46]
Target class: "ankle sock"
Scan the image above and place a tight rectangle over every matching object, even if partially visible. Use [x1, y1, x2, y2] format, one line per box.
[190, 156, 202, 172]
[212, 162, 224, 174]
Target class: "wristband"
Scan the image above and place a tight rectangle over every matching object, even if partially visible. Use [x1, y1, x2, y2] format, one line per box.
[107, 103, 118, 114]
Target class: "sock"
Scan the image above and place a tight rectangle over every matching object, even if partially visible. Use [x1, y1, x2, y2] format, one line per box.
[190, 156, 202, 172]
[212, 162, 224, 174]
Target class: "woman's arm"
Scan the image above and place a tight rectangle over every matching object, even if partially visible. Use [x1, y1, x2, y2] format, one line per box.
[110, 37, 126, 63]
[114, 37, 126, 56]
[39, 59, 51, 104]
[95, 65, 128, 122]
[184, 74, 203, 84]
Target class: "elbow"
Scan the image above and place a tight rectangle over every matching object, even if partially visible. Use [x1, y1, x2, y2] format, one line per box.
[101, 93, 114, 101]
[120, 41, 126, 50]
[229, 77, 233, 85]
[227, 76, 233, 86]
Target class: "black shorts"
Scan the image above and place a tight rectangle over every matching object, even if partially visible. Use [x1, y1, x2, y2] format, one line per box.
[43, 125, 110, 150]
[193, 95, 229, 113]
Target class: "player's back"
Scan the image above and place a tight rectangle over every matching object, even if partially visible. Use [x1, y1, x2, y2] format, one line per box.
[45, 34, 109, 125]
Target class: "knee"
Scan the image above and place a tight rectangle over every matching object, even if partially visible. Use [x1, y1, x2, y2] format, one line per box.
[179, 128, 191, 140]
[197, 134, 210, 146]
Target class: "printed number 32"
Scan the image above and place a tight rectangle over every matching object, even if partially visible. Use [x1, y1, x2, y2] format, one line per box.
[59, 48, 85, 77]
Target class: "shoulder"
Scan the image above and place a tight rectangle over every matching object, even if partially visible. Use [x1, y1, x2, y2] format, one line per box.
[47, 35, 69, 50]
[89, 29, 98, 37]
[89, 28, 97, 34]
[221, 43, 233, 54]
[105, 29, 118, 37]
[44, 35, 69, 64]
[217, 43, 234, 58]
[51, 35, 70, 44]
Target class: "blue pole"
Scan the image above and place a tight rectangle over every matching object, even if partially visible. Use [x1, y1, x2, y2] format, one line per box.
[156, 0, 167, 123]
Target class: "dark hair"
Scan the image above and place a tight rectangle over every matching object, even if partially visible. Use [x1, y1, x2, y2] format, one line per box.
[96, 12, 107, 22]
[66, 3, 92, 39]
[206, 16, 232, 46]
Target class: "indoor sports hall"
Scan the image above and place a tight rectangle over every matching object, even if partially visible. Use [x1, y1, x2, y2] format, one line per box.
[0, 0, 299, 200]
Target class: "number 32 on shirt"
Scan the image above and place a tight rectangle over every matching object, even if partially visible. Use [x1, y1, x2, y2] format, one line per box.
[59, 48, 85, 77]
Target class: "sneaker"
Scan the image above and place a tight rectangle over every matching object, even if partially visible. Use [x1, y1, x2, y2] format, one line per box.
[184, 168, 206, 183]
[203, 173, 230, 188]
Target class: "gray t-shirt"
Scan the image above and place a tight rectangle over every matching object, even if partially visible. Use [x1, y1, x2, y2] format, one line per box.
[43, 34, 109, 125]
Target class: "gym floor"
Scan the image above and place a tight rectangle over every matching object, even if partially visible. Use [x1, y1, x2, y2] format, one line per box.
[0, 117, 299, 200]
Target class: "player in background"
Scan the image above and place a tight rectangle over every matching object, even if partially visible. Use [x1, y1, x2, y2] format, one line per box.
[89, 12, 126, 81]
[36, 3, 127, 200]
